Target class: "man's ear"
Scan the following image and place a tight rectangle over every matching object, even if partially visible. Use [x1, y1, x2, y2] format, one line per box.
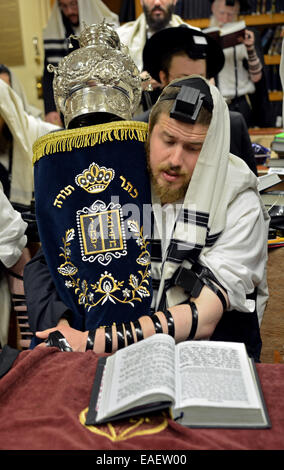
[159, 70, 168, 87]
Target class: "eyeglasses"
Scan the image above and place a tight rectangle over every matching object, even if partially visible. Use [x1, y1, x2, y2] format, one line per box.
[58, 0, 78, 13]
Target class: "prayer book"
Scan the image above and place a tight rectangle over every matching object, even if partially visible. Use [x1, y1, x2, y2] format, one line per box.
[258, 173, 281, 192]
[203, 21, 246, 49]
[271, 133, 284, 157]
[85, 334, 270, 429]
[268, 159, 284, 167]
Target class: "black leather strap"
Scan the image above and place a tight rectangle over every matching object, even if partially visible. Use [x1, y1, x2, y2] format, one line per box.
[6, 270, 23, 280]
[86, 330, 96, 351]
[164, 309, 175, 338]
[124, 322, 135, 346]
[105, 326, 113, 353]
[132, 319, 144, 342]
[187, 301, 198, 340]
[151, 314, 163, 334]
[45, 330, 73, 352]
[116, 324, 125, 350]
[202, 277, 227, 312]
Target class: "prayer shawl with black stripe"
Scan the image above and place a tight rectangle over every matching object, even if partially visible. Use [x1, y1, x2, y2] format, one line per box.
[42, 1, 119, 113]
[43, 0, 119, 68]
[150, 77, 269, 312]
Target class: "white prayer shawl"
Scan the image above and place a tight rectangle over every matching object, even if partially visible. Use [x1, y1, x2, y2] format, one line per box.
[151, 77, 269, 318]
[10, 72, 42, 119]
[43, 0, 119, 51]
[0, 80, 59, 206]
[117, 13, 198, 71]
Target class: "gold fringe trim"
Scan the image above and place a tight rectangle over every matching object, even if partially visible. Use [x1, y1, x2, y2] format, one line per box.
[33, 120, 148, 165]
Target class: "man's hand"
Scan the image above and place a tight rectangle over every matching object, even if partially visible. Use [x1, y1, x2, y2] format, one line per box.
[45, 111, 62, 126]
[36, 319, 88, 352]
[140, 71, 161, 92]
[243, 29, 255, 49]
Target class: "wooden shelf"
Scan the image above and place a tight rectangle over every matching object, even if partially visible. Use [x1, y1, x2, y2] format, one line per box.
[186, 13, 284, 29]
[239, 12, 284, 26]
[264, 54, 281, 65]
[185, 18, 209, 28]
[269, 91, 283, 101]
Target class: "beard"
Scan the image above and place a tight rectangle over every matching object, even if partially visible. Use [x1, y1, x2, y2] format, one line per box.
[68, 15, 79, 27]
[146, 145, 189, 204]
[143, 3, 175, 32]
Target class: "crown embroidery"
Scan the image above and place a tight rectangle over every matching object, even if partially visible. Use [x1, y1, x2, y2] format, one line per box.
[75, 163, 114, 194]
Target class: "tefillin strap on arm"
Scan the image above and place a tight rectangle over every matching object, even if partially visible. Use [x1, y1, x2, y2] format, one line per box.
[173, 265, 227, 313]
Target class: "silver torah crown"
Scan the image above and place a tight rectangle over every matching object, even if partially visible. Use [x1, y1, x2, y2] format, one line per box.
[48, 21, 142, 127]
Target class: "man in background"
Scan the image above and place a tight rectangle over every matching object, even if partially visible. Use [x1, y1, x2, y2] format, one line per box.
[117, 0, 199, 112]
[42, 0, 118, 125]
[139, 26, 257, 174]
[208, 0, 271, 127]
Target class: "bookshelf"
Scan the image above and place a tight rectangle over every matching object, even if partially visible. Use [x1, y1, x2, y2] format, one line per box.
[264, 54, 281, 65]
[185, 13, 284, 106]
[132, 4, 284, 110]
[185, 13, 284, 29]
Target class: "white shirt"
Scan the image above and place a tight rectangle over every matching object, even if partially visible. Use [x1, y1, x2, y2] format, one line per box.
[218, 44, 255, 100]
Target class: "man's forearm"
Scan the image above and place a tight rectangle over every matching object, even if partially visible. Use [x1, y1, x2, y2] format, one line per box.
[247, 46, 262, 83]
[91, 285, 226, 354]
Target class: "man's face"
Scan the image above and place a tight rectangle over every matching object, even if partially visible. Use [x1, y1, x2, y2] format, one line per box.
[141, 0, 177, 31]
[148, 112, 208, 204]
[159, 54, 207, 87]
[211, 0, 239, 26]
[58, 0, 79, 26]
[0, 72, 11, 86]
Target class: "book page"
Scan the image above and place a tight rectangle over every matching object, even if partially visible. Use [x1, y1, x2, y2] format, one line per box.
[220, 20, 246, 36]
[97, 334, 176, 421]
[175, 341, 261, 410]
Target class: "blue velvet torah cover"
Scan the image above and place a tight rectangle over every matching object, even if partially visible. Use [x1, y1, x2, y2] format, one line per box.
[33, 121, 152, 331]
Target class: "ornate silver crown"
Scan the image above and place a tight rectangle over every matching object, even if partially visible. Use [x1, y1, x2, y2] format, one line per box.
[48, 21, 141, 128]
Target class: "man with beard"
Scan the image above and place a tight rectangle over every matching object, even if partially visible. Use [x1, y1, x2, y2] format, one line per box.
[42, 0, 118, 126]
[117, 0, 198, 73]
[33, 77, 269, 362]
[136, 26, 257, 174]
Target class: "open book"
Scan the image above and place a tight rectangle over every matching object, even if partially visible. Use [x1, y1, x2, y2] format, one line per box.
[204, 20, 246, 49]
[258, 173, 281, 192]
[85, 334, 270, 429]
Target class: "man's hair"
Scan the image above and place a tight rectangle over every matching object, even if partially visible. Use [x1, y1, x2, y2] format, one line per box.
[213, 0, 240, 11]
[160, 49, 205, 80]
[0, 64, 11, 81]
[148, 81, 212, 136]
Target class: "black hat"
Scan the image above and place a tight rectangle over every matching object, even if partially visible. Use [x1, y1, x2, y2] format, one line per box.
[208, 0, 251, 12]
[143, 26, 225, 82]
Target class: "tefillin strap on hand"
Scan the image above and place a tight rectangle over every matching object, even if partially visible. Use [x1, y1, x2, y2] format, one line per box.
[45, 330, 73, 352]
